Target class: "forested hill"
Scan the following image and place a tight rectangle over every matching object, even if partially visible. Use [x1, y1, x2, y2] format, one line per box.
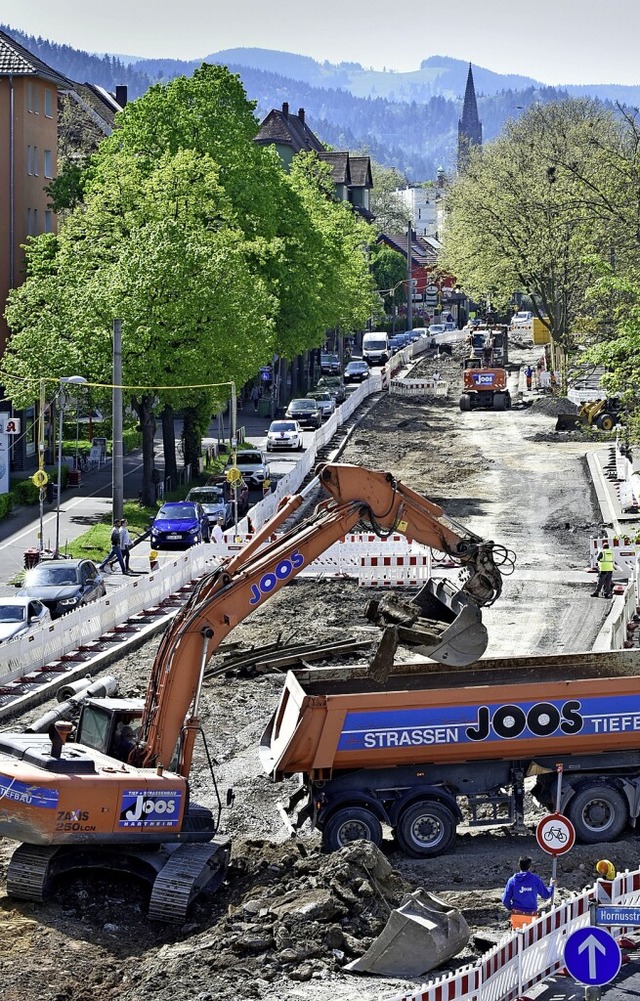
[2, 25, 635, 180]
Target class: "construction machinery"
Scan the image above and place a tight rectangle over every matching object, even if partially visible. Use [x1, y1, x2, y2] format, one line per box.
[555, 397, 621, 432]
[459, 355, 511, 412]
[0, 463, 505, 921]
[261, 648, 640, 859]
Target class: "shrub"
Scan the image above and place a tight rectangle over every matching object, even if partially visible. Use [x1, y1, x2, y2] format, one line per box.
[0, 492, 12, 521]
[12, 479, 39, 505]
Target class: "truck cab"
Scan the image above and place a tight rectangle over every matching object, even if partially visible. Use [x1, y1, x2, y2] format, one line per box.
[75, 698, 145, 762]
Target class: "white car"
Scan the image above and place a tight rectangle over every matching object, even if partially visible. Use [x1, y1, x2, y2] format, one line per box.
[511, 311, 533, 325]
[227, 449, 271, 486]
[0, 597, 52, 643]
[266, 419, 304, 452]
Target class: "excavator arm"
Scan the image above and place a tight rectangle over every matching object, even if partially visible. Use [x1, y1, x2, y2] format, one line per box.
[134, 463, 506, 775]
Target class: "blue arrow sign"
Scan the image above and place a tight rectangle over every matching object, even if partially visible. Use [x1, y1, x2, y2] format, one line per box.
[564, 927, 622, 986]
[596, 905, 640, 927]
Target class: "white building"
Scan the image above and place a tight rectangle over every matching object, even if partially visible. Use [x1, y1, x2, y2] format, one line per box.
[395, 185, 438, 238]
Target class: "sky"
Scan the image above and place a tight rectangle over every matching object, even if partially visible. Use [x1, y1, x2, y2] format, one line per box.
[4, 0, 640, 88]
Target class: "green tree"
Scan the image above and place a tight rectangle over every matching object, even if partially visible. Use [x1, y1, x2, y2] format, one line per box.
[369, 243, 407, 315]
[369, 161, 410, 233]
[439, 100, 616, 375]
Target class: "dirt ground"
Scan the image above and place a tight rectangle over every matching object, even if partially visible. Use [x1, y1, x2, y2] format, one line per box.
[1, 337, 635, 1001]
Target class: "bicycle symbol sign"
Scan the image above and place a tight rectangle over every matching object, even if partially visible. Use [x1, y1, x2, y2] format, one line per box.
[536, 812, 576, 856]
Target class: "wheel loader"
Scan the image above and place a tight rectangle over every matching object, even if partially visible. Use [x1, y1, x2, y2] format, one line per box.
[555, 397, 620, 432]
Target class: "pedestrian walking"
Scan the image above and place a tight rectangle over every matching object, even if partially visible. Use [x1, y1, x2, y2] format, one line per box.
[249, 385, 260, 413]
[119, 518, 133, 573]
[525, 365, 533, 391]
[99, 520, 127, 575]
[502, 856, 555, 929]
[595, 859, 617, 880]
[211, 516, 225, 544]
[591, 539, 614, 598]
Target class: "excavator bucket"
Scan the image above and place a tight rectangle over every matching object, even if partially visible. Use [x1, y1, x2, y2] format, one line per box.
[346, 888, 470, 977]
[366, 578, 489, 680]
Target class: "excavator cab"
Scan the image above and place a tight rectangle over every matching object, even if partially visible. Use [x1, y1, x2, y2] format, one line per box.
[75, 699, 144, 762]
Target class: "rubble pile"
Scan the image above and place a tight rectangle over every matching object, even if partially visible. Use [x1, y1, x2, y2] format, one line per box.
[134, 841, 412, 996]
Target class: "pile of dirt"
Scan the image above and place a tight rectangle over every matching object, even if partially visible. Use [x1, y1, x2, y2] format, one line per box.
[529, 396, 578, 417]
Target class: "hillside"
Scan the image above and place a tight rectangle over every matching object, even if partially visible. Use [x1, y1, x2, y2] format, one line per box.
[2, 25, 636, 179]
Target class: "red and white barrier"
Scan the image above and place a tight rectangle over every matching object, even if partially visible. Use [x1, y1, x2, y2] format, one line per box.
[385, 866, 640, 1001]
[589, 536, 639, 572]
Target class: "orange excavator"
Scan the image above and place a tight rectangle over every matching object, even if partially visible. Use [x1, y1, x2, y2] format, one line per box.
[0, 463, 507, 921]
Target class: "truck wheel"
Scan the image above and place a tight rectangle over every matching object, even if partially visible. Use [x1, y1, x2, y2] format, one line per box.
[493, 394, 506, 411]
[395, 800, 457, 858]
[596, 413, 615, 431]
[566, 785, 627, 843]
[322, 807, 383, 852]
[459, 395, 471, 412]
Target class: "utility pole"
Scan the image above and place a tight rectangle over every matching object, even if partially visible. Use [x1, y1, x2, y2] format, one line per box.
[112, 319, 124, 522]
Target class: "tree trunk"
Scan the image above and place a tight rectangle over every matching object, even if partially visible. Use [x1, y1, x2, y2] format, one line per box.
[132, 394, 157, 507]
[161, 405, 178, 493]
[182, 407, 201, 471]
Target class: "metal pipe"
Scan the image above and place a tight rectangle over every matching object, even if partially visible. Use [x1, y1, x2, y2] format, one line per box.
[26, 675, 118, 733]
[54, 388, 65, 556]
[112, 319, 124, 521]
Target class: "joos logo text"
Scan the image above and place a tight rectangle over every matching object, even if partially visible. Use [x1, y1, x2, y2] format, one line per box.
[249, 550, 304, 605]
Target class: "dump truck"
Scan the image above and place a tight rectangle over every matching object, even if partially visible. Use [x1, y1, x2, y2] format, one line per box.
[261, 648, 640, 858]
[0, 463, 505, 920]
[459, 356, 511, 411]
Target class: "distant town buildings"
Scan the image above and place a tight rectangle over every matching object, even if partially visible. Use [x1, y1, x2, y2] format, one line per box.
[394, 185, 437, 238]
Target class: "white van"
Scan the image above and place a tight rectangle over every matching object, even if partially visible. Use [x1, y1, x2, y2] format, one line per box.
[362, 331, 389, 366]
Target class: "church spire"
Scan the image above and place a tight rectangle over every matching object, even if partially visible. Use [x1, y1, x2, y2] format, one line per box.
[457, 63, 482, 173]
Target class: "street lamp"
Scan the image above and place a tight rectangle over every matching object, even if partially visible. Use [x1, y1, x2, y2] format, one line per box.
[55, 376, 87, 557]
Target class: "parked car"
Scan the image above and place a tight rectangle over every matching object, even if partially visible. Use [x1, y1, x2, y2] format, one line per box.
[511, 311, 534, 325]
[428, 323, 447, 337]
[316, 376, 346, 403]
[306, 389, 336, 418]
[266, 419, 304, 452]
[18, 559, 106, 619]
[0, 597, 52, 642]
[226, 449, 271, 487]
[186, 484, 232, 529]
[285, 398, 322, 429]
[205, 473, 249, 516]
[320, 352, 341, 375]
[150, 501, 210, 549]
[344, 360, 371, 383]
[389, 333, 411, 355]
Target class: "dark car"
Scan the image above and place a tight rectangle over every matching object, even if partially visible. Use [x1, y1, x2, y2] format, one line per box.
[320, 352, 341, 375]
[285, 398, 322, 429]
[344, 360, 371, 383]
[206, 473, 249, 516]
[18, 558, 106, 619]
[150, 501, 210, 549]
[316, 375, 346, 403]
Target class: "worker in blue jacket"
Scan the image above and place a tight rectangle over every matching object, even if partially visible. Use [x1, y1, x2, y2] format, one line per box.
[502, 856, 555, 928]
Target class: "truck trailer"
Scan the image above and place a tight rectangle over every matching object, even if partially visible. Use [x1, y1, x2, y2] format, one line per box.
[260, 649, 640, 857]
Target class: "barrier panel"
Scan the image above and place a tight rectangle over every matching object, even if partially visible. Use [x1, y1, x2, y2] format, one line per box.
[589, 536, 639, 573]
[386, 867, 640, 1001]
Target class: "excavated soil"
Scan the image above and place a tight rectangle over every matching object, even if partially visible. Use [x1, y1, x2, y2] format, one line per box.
[1, 338, 634, 1001]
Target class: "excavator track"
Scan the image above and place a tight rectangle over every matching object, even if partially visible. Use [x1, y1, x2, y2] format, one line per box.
[7, 843, 59, 901]
[147, 841, 230, 923]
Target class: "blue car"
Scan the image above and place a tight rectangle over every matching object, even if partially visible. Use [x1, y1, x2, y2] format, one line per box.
[150, 501, 210, 549]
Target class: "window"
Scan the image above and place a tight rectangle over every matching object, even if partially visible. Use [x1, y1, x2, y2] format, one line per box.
[33, 208, 38, 233]
[44, 149, 52, 178]
[44, 88, 53, 117]
[27, 207, 32, 235]
[45, 210, 53, 233]
[33, 147, 38, 175]
[27, 82, 33, 112]
[26, 145, 32, 174]
[32, 85, 39, 114]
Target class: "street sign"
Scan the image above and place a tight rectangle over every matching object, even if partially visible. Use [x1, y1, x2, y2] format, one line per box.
[596, 905, 640, 927]
[564, 927, 621, 986]
[425, 284, 438, 295]
[536, 812, 576, 856]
